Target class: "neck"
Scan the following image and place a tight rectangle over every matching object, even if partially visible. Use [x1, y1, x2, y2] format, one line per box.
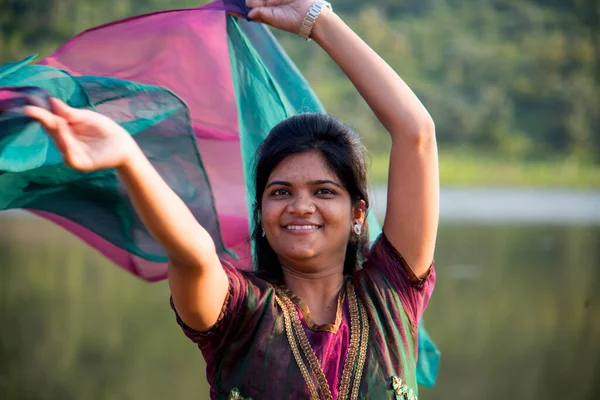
[281, 262, 345, 325]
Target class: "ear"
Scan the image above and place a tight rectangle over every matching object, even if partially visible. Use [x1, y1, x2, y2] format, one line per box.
[352, 199, 366, 225]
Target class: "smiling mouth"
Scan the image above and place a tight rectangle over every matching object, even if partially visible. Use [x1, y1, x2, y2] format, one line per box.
[284, 225, 322, 231]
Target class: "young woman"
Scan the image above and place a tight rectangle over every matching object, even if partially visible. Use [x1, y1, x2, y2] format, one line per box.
[23, 0, 439, 398]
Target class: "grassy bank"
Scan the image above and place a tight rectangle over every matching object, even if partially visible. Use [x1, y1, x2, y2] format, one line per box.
[368, 151, 600, 188]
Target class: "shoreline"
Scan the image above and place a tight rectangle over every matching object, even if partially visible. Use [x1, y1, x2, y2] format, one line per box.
[4, 187, 599, 225]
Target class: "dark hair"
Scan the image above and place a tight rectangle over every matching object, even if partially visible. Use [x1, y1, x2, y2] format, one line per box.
[252, 113, 370, 282]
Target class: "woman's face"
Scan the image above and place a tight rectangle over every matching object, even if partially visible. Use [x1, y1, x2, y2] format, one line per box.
[261, 151, 362, 272]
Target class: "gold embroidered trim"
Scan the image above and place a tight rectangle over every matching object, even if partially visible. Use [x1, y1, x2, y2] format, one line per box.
[282, 283, 346, 333]
[337, 282, 360, 399]
[228, 387, 253, 400]
[275, 281, 370, 400]
[391, 376, 417, 400]
[352, 296, 369, 398]
[274, 295, 320, 400]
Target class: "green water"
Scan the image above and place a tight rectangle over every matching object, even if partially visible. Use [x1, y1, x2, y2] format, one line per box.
[1, 217, 598, 399]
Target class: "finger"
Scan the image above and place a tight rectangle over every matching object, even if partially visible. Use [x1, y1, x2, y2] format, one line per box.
[246, 0, 286, 8]
[23, 105, 61, 133]
[227, 11, 246, 19]
[49, 98, 78, 121]
[247, 8, 261, 21]
[247, 7, 272, 23]
[22, 105, 90, 170]
[23, 105, 72, 153]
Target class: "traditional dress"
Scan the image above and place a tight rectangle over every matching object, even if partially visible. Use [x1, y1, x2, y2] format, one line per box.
[172, 233, 435, 399]
[0, 0, 439, 393]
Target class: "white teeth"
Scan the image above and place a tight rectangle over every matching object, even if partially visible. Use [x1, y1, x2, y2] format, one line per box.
[286, 225, 320, 230]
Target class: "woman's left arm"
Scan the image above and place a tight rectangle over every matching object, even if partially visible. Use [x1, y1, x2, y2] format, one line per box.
[247, 1, 439, 277]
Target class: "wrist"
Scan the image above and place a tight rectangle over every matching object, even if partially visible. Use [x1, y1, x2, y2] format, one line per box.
[310, 6, 336, 46]
[116, 137, 144, 173]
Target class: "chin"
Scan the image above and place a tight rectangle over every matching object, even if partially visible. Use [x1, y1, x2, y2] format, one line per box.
[287, 250, 317, 260]
[279, 246, 318, 262]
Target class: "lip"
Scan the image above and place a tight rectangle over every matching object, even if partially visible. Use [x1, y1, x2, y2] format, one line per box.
[281, 222, 322, 235]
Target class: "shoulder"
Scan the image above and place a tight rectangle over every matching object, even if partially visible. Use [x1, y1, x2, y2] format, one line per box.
[171, 261, 278, 349]
[237, 267, 278, 294]
[354, 232, 436, 328]
[359, 232, 434, 289]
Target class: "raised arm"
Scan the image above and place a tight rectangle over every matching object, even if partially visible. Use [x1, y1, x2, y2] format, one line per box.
[247, 1, 439, 277]
[119, 143, 228, 332]
[314, 10, 439, 278]
[24, 99, 228, 331]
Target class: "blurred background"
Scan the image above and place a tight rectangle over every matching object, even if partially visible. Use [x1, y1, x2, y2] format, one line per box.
[1, 0, 599, 399]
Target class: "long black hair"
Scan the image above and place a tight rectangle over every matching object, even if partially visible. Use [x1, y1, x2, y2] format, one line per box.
[252, 113, 370, 282]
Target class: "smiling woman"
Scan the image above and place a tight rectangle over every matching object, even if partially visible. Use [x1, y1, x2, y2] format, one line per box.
[1, 0, 438, 398]
[164, 0, 439, 393]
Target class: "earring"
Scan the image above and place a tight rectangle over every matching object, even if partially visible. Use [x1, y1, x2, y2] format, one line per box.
[353, 222, 362, 235]
[262, 229, 266, 237]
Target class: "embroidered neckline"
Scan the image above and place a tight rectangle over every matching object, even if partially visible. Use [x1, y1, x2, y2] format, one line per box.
[275, 280, 370, 400]
[277, 280, 347, 333]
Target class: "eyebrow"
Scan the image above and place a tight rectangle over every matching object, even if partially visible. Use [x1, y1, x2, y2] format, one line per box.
[266, 179, 343, 189]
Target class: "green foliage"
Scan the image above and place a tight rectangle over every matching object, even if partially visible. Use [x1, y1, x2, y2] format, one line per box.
[1, 0, 598, 164]
[369, 150, 600, 187]
[277, 0, 600, 162]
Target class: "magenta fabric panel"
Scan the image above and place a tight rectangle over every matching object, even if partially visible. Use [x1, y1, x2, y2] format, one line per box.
[40, 5, 238, 141]
[29, 1, 255, 278]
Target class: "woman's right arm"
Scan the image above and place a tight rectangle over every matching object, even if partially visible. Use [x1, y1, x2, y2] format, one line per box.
[24, 99, 228, 332]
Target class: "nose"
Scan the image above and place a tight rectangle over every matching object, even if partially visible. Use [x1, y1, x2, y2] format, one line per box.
[287, 194, 315, 215]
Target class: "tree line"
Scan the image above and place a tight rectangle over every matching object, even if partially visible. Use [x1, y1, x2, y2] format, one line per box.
[1, 0, 598, 161]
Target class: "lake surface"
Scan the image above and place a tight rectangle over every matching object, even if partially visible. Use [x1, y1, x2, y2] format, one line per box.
[1, 189, 599, 399]
[371, 187, 600, 224]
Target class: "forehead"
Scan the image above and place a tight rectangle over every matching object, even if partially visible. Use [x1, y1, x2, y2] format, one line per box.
[268, 151, 339, 183]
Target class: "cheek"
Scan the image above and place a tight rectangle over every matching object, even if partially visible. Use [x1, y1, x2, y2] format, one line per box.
[261, 201, 281, 227]
[321, 203, 353, 230]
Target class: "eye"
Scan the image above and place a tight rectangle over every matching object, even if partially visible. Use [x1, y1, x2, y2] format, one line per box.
[271, 188, 290, 196]
[316, 188, 336, 196]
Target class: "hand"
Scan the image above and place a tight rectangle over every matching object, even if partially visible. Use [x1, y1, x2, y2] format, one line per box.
[24, 98, 137, 172]
[245, 0, 320, 34]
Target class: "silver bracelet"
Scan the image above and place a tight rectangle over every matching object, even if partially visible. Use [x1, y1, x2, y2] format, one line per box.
[298, 0, 332, 42]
